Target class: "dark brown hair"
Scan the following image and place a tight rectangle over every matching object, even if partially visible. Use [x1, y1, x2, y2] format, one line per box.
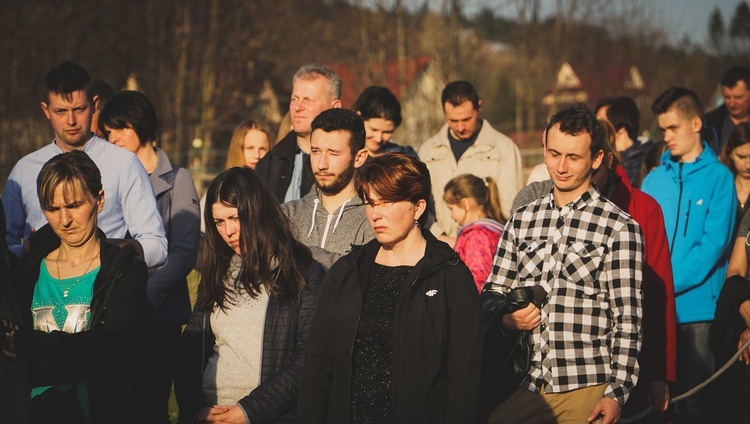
[355, 152, 431, 227]
[721, 122, 750, 176]
[198, 167, 311, 311]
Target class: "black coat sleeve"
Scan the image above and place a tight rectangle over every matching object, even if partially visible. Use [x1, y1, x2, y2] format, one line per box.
[444, 264, 483, 423]
[238, 260, 325, 423]
[297, 262, 345, 423]
[175, 307, 213, 424]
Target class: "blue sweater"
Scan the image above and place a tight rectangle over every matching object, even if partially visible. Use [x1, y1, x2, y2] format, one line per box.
[1, 136, 167, 268]
[642, 142, 736, 323]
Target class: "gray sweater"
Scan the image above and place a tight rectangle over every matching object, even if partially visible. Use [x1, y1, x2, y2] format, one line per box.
[282, 186, 375, 269]
[511, 180, 553, 213]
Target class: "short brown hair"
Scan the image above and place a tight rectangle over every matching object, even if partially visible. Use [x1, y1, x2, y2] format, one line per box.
[355, 153, 431, 226]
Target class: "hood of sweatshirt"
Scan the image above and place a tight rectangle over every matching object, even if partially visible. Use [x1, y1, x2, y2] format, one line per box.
[284, 185, 374, 254]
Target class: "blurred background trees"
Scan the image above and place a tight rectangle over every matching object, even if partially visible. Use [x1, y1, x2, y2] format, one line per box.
[1, 0, 747, 189]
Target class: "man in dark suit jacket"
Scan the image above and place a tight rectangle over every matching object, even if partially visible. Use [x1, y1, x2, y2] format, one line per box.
[255, 63, 342, 203]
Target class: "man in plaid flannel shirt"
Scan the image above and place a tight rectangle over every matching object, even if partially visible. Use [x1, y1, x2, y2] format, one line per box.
[486, 105, 643, 424]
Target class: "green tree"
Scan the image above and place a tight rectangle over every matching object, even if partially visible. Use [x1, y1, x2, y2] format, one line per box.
[708, 7, 725, 54]
[730, 0, 750, 58]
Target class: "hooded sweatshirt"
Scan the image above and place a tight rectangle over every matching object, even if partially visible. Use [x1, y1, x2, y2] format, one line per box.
[282, 185, 375, 269]
[641, 141, 736, 324]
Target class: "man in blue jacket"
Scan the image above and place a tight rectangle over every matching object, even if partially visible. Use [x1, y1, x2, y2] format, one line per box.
[642, 87, 737, 424]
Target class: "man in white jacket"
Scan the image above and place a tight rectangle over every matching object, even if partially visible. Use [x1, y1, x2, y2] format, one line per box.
[419, 81, 522, 239]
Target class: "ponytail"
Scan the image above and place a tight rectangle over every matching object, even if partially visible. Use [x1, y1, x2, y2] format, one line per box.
[443, 174, 505, 224]
[482, 177, 505, 224]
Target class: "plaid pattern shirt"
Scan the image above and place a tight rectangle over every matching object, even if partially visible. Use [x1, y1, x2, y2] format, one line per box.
[486, 187, 643, 405]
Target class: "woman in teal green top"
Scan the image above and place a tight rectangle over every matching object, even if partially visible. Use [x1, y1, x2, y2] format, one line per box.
[16, 150, 152, 423]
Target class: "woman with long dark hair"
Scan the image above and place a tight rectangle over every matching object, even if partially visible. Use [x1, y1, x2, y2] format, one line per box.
[175, 167, 324, 424]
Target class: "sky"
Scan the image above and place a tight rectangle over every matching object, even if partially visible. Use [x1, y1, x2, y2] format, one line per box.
[652, 0, 745, 45]
[468, 0, 745, 47]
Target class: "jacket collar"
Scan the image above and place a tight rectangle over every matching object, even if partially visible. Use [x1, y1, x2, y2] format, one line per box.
[547, 186, 600, 212]
[430, 119, 493, 149]
[608, 163, 634, 212]
[275, 131, 300, 159]
[349, 229, 461, 294]
[150, 148, 175, 196]
[51, 134, 99, 154]
[660, 140, 717, 176]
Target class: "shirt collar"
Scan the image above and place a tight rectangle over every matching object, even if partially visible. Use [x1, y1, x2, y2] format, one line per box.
[547, 186, 599, 212]
[51, 133, 97, 154]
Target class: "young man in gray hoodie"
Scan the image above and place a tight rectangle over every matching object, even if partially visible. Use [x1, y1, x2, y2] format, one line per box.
[282, 108, 374, 269]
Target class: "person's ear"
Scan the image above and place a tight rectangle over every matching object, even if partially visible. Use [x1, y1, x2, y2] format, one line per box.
[92, 95, 100, 112]
[414, 199, 427, 221]
[97, 190, 105, 213]
[353, 148, 368, 168]
[331, 99, 342, 109]
[591, 149, 604, 171]
[691, 115, 703, 133]
[477, 99, 483, 113]
[41, 102, 51, 120]
[459, 197, 472, 212]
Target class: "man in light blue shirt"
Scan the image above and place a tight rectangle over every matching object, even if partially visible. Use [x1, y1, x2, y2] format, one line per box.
[1, 61, 167, 268]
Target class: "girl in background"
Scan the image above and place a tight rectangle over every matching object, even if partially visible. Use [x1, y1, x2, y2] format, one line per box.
[443, 174, 505, 293]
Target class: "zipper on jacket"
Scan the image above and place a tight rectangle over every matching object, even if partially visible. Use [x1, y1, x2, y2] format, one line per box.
[684, 200, 692, 237]
[90, 263, 127, 328]
[670, 163, 684, 254]
[344, 303, 363, 420]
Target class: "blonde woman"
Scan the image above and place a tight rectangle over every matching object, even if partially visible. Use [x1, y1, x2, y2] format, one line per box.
[225, 119, 276, 169]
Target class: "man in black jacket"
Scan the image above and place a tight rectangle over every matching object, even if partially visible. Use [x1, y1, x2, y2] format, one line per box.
[256, 63, 342, 203]
[704, 66, 750, 153]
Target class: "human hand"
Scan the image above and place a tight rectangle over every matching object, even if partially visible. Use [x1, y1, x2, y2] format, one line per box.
[203, 405, 247, 424]
[501, 302, 541, 331]
[649, 381, 669, 412]
[194, 406, 217, 423]
[738, 328, 750, 364]
[740, 300, 750, 329]
[587, 396, 621, 424]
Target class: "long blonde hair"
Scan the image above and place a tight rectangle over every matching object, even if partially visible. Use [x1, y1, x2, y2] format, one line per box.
[443, 174, 505, 224]
[225, 119, 276, 169]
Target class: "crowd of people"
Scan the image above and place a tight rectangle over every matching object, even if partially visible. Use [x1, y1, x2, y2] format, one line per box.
[1, 59, 750, 424]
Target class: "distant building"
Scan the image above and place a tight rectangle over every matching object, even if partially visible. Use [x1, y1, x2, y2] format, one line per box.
[542, 62, 647, 113]
[330, 56, 446, 149]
